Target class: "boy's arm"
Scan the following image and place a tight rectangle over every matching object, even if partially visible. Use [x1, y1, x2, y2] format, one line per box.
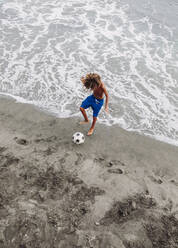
[102, 84, 109, 112]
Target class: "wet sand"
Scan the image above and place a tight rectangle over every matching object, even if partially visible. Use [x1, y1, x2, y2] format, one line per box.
[0, 97, 178, 247]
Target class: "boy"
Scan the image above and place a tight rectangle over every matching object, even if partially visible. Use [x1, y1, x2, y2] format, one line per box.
[80, 73, 109, 135]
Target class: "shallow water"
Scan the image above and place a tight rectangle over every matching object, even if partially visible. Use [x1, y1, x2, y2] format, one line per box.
[0, 0, 178, 145]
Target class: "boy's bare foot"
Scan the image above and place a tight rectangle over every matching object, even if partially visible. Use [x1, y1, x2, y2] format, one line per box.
[79, 121, 90, 125]
[87, 128, 94, 136]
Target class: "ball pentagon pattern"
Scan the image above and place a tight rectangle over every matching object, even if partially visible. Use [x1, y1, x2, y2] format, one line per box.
[72, 132, 85, 144]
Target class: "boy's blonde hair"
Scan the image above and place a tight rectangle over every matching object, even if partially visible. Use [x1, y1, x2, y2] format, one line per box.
[81, 73, 101, 90]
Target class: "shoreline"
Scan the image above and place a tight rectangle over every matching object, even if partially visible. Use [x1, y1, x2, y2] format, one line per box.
[0, 97, 178, 247]
[0, 92, 178, 147]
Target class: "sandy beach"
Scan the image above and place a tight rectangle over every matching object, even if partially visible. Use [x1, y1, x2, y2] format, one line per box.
[0, 96, 178, 248]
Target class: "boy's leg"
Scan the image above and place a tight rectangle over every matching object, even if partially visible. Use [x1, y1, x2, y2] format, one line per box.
[87, 117, 97, 135]
[80, 95, 93, 124]
[80, 107, 89, 124]
[87, 98, 104, 135]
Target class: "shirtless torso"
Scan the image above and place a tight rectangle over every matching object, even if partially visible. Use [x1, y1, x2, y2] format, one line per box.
[93, 83, 105, 99]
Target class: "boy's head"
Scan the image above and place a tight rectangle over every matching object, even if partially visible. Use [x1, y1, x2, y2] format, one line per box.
[81, 73, 101, 90]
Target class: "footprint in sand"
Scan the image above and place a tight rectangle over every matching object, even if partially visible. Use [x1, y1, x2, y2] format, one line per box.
[34, 135, 58, 143]
[14, 137, 29, 145]
[107, 168, 124, 174]
[148, 175, 163, 184]
[107, 160, 126, 167]
[0, 147, 7, 153]
[170, 179, 178, 186]
[75, 152, 85, 165]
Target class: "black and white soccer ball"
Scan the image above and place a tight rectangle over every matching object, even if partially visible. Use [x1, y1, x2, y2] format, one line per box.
[72, 132, 85, 144]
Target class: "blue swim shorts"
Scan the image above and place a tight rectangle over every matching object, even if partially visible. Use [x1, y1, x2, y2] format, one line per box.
[80, 95, 104, 117]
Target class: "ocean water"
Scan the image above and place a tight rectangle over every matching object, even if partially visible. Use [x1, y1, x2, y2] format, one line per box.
[0, 0, 178, 146]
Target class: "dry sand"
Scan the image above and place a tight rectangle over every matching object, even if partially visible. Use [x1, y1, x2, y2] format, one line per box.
[0, 96, 178, 248]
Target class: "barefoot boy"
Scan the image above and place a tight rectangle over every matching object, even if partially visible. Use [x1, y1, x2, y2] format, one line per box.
[80, 73, 109, 135]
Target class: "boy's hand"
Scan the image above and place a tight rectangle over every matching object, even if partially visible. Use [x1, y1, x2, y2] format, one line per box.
[105, 106, 109, 113]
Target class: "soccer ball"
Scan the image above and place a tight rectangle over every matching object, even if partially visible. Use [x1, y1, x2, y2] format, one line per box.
[72, 132, 85, 144]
